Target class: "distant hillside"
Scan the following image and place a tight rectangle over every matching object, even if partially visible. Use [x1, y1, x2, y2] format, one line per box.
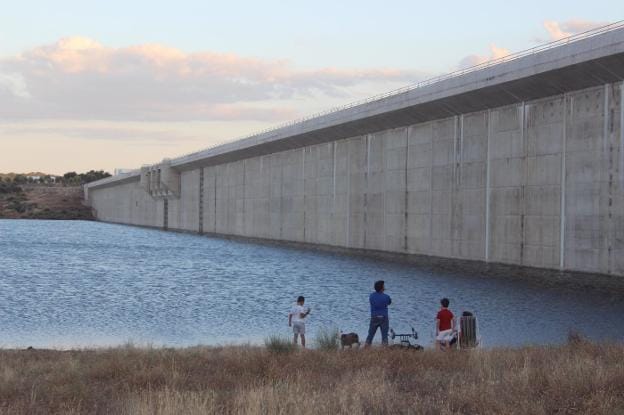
[0, 172, 54, 180]
[1, 170, 110, 185]
[0, 185, 93, 220]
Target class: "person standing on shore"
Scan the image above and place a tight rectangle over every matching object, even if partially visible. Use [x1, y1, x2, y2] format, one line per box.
[288, 296, 311, 348]
[364, 280, 392, 347]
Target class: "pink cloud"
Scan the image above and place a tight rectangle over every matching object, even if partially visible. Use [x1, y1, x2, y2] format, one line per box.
[457, 44, 511, 70]
[541, 19, 610, 41]
[456, 19, 611, 71]
[0, 37, 426, 122]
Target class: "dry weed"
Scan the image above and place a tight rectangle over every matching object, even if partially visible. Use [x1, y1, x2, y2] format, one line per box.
[0, 343, 622, 414]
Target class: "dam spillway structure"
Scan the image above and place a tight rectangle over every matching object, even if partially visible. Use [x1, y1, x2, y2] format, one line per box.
[85, 23, 624, 278]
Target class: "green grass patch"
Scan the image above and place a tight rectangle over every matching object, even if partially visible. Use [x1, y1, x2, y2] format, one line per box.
[315, 327, 340, 351]
[264, 335, 296, 354]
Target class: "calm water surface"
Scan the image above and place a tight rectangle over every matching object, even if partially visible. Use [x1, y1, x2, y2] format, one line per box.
[1, 219, 623, 348]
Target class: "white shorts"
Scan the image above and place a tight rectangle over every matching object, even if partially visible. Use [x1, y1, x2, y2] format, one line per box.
[292, 322, 305, 334]
[436, 329, 455, 342]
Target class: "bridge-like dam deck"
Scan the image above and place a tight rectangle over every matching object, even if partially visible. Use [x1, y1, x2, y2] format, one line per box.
[89, 22, 624, 187]
[86, 23, 624, 278]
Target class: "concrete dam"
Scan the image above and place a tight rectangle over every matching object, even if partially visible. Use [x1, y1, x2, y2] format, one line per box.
[85, 24, 624, 278]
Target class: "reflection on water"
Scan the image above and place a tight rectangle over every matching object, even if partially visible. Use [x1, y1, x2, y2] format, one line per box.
[0, 219, 623, 348]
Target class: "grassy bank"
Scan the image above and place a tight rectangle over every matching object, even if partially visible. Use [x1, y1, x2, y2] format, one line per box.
[1, 339, 622, 414]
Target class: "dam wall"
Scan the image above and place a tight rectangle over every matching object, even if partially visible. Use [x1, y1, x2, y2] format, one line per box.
[86, 26, 624, 277]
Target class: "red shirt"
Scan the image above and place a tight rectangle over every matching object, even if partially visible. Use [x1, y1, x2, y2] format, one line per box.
[437, 308, 454, 331]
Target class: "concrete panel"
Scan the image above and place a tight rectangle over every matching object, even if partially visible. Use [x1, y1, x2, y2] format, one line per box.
[348, 136, 367, 248]
[281, 150, 305, 242]
[176, 170, 200, 232]
[516, 96, 566, 268]
[267, 154, 283, 240]
[462, 112, 488, 163]
[489, 103, 524, 265]
[610, 83, 624, 275]
[406, 122, 433, 254]
[383, 128, 408, 252]
[203, 166, 216, 233]
[167, 197, 180, 231]
[214, 164, 229, 234]
[315, 143, 335, 245]
[89, 179, 161, 228]
[564, 85, 609, 273]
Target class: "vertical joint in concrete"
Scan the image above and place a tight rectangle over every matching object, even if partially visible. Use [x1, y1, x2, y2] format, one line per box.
[603, 84, 610, 156]
[280, 156, 284, 239]
[346, 141, 351, 248]
[520, 102, 527, 264]
[459, 114, 464, 187]
[199, 168, 204, 234]
[604, 84, 613, 274]
[302, 148, 306, 242]
[485, 110, 492, 262]
[364, 134, 370, 248]
[213, 172, 217, 232]
[620, 82, 624, 189]
[560, 94, 568, 270]
[163, 198, 168, 230]
[242, 160, 246, 235]
[404, 128, 409, 252]
[332, 142, 337, 245]
[429, 124, 434, 246]
[453, 116, 459, 184]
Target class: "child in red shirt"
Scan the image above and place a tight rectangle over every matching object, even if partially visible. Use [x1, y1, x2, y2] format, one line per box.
[435, 298, 456, 351]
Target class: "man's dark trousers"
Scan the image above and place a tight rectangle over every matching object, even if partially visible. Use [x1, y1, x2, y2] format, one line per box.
[365, 315, 389, 345]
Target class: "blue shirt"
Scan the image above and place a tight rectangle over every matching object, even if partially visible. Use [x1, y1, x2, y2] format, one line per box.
[369, 292, 392, 317]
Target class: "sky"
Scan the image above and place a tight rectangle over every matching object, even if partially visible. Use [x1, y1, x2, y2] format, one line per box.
[0, 0, 619, 175]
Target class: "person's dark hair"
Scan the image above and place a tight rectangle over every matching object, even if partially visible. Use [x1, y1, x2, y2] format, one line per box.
[374, 280, 385, 293]
[441, 298, 450, 308]
[297, 296, 305, 303]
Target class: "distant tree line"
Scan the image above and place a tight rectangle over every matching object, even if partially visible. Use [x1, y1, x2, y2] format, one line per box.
[2, 170, 111, 186]
[60, 170, 112, 185]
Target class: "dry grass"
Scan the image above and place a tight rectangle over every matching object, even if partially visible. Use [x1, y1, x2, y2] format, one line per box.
[0, 339, 623, 414]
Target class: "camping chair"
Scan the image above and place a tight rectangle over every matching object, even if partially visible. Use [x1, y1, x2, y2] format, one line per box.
[458, 314, 480, 349]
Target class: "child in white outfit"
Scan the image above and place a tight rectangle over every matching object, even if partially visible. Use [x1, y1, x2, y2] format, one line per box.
[288, 296, 311, 348]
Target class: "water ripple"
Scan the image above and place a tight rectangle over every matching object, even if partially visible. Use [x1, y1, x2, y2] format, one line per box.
[1, 219, 623, 348]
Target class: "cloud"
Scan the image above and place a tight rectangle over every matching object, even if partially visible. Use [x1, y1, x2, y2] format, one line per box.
[0, 37, 425, 122]
[2, 124, 193, 143]
[541, 19, 610, 41]
[456, 19, 611, 71]
[0, 72, 30, 98]
[457, 44, 511, 70]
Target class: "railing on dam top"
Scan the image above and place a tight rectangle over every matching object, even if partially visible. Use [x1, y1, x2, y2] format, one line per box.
[155, 20, 624, 168]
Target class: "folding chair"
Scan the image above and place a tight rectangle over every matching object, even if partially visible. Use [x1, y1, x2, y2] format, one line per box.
[458, 314, 480, 349]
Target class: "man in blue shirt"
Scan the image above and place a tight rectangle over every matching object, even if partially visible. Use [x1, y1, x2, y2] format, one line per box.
[365, 280, 392, 346]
